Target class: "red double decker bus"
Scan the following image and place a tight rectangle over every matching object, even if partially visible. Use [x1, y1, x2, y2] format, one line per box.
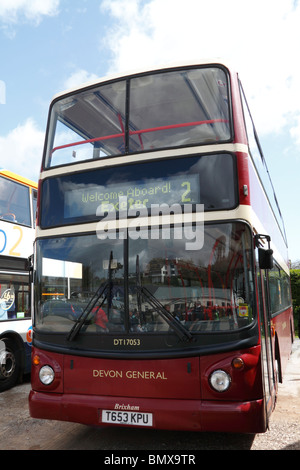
[29, 61, 294, 433]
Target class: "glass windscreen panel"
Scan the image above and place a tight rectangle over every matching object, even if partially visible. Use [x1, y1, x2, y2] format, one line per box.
[44, 67, 231, 168]
[0, 176, 31, 226]
[129, 68, 230, 152]
[40, 153, 237, 228]
[35, 222, 255, 345]
[0, 273, 30, 321]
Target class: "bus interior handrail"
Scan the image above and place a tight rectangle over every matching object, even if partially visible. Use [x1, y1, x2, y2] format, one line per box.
[51, 119, 229, 155]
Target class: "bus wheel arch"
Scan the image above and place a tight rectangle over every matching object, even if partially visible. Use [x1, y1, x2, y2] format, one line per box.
[0, 333, 25, 392]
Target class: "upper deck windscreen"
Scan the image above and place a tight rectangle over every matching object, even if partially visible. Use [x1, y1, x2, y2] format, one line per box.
[44, 66, 232, 168]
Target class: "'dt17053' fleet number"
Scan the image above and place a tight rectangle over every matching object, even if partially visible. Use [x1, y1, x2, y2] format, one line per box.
[113, 338, 141, 346]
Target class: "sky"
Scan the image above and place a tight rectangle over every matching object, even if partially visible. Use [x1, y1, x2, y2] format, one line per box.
[0, 0, 300, 261]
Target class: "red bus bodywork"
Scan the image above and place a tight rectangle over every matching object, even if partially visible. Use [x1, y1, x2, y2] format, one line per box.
[29, 344, 267, 433]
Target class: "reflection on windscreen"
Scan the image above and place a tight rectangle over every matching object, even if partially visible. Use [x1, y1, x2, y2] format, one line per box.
[35, 223, 255, 337]
[45, 67, 231, 168]
[0, 176, 31, 226]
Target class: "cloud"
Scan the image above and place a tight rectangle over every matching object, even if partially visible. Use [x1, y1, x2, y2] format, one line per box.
[101, 0, 300, 140]
[63, 69, 99, 91]
[290, 116, 300, 147]
[0, 0, 60, 25]
[0, 119, 44, 181]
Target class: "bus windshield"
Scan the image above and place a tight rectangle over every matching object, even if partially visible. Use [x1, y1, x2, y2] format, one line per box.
[44, 66, 231, 168]
[34, 222, 255, 351]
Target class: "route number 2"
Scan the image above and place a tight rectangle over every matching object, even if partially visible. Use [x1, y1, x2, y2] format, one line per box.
[0, 226, 23, 257]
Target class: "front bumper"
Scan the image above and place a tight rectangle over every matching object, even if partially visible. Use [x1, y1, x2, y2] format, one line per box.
[29, 390, 266, 433]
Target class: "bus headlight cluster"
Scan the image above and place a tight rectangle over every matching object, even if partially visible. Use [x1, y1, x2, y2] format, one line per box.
[209, 369, 231, 392]
[39, 365, 55, 385]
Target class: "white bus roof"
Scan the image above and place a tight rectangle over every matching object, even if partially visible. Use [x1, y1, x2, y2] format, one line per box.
[51, 58, 235, 103]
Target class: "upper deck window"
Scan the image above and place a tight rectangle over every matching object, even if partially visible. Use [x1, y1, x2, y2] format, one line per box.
[44, 66, 232, 168]
[0, 176, 31, 226]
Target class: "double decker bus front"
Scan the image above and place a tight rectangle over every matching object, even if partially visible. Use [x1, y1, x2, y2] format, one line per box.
[30, 63, 266, 433]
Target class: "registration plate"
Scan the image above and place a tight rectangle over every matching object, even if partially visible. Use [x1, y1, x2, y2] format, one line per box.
[102, 409, 153, 427]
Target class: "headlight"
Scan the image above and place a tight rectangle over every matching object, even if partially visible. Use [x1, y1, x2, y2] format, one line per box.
[39, 365, 55, 385]
[209, 369, 231, 392]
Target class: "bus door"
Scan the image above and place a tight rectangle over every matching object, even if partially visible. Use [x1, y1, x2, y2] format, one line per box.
[256, 254, 277, 424]
[260, 270, 277, 416]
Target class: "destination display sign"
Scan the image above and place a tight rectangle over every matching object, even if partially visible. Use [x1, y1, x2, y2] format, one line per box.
[64, 174, 200, 219]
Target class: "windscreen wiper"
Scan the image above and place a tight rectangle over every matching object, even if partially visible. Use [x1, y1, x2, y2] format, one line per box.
[67, 251, 114, 342]
[136, 256, 193, 342]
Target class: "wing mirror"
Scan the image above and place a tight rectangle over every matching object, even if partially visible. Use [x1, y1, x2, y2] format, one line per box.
[254, 234, 273, 270]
